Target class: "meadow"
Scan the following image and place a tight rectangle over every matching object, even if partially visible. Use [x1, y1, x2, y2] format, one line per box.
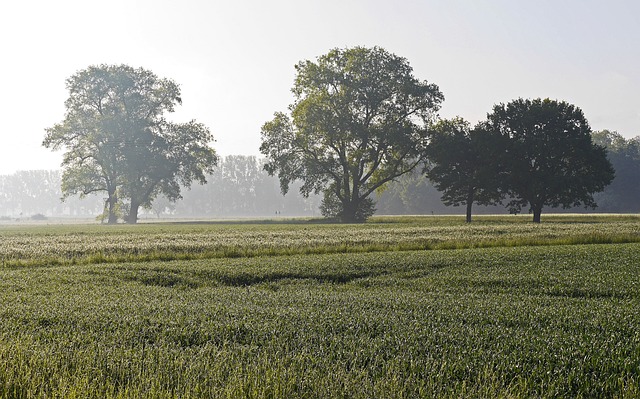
[0, 215, 639, 398]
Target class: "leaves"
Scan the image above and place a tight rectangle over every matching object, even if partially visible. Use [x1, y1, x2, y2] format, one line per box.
[261, 46, 443, 222]
[424, 118, 505, 221]
[43, 64, 217, 224]
[485, 98, 615, 222]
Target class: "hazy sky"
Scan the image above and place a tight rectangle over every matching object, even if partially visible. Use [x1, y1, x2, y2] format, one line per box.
[1, 0, 639, 174]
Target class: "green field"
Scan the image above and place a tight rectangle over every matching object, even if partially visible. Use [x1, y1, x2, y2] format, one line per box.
[1, 215, 639, 398]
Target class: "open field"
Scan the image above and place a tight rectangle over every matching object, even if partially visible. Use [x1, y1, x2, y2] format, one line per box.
[0, 215, 639, 397]
[1, 214, 639, 268]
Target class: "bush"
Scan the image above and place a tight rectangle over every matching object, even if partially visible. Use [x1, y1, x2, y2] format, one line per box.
[31, 213, 48, 221]
[320, 190, 376, 222]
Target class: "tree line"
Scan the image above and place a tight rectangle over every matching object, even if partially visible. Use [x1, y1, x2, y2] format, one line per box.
[2, 138, 638, 220]
[0, 157, 320, 220]
[0, 170, 103, 219]
[38, 47, 635, 223]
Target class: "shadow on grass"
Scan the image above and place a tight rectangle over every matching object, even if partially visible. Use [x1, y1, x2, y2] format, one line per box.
[123, 269, 389, 288]
[214, 270, 385, 287]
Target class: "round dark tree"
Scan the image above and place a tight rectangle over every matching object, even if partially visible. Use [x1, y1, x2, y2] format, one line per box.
[486, 98, 614, 223]
[423, 118, 505, 223]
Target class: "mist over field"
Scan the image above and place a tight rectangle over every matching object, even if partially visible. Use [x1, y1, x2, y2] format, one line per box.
[1, 150, 638, 222]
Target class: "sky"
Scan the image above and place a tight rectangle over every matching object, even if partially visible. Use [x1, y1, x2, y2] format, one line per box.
[1, 0, 639, 175]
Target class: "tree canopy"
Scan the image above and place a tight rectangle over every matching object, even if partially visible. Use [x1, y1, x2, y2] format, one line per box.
[485, 98, 614, 223]
[260, 46, 444, 222]
[43, 64, 217, 223]
[423, 118, 504, 223]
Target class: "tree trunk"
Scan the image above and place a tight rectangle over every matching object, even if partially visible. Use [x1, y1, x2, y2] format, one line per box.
[107, 192, 118, 224]
[465, 188, 474, 223]
[340, 201, 358, 223]
[532, 206, 542, 223]
[127, 200, 140, 224]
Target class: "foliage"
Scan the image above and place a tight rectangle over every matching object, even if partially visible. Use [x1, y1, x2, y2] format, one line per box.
[424, 118, 504, 222]
[120, 120, 217, 223]
[0, 237, 639, 397]
[42, 64, 217, 224]
[0, 158, 319, 220]
[175, 155, 322, 218]
[319, 186, 375, 221]
[0, 170, 104, 217]
[485, 98, 615, 222]
[260, 46, 444, 222]
[591, 130, 640, 212]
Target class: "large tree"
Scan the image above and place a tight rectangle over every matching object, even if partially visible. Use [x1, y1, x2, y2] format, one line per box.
[43, 64, 217, 223]
[486, 98, 614, 223]
[424, 118, 504, 223]
[260, 46, 444, 222]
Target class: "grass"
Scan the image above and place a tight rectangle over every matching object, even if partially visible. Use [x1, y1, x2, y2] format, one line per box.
[1, 214, 639, 268]
[0, 215, 639, 397]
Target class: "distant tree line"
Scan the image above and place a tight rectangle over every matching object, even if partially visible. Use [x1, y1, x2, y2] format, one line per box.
[1, 139, 638, 220]
[590, 130, 640, 212]
[0, 156, 320, 220]
[0, 170, 103, 218]
[170, 155, 321, 218]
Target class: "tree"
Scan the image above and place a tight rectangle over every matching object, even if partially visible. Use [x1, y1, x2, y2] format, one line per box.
[260, 46, 444, 222]
[43, 64, 217, 223]
[118, 120, 217, 223]
[486, 98, 614, 223]
[423, 118, 504, 223]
